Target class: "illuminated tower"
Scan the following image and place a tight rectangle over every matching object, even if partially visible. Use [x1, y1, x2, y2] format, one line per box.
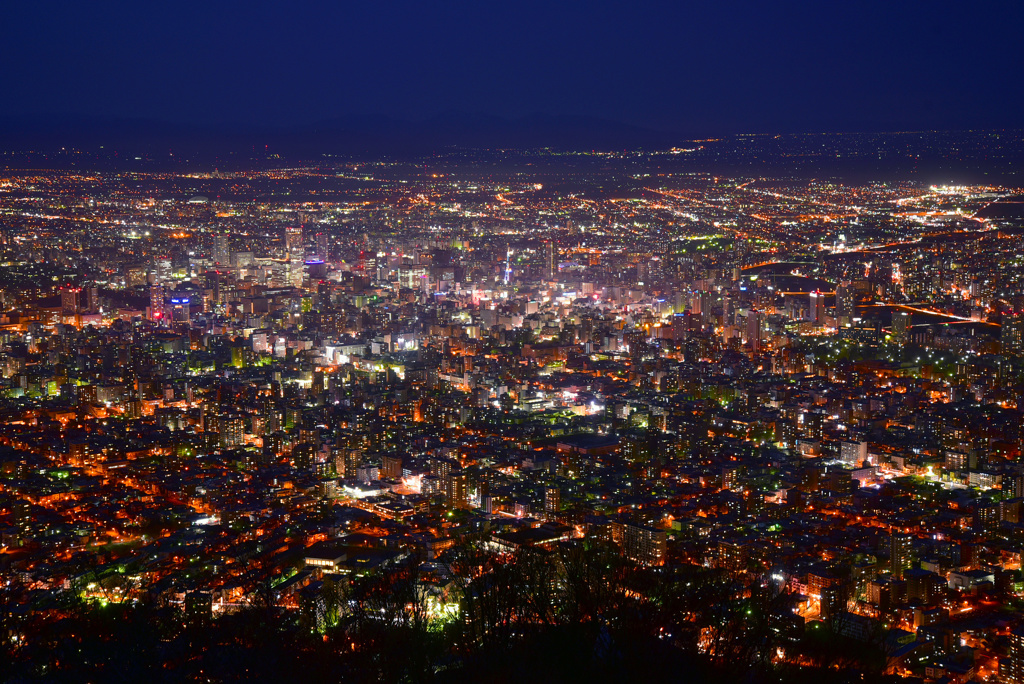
[213, 232, 230, 266]
[285, 226, 303, 253]
[170, 297, 191, 325]
[60, 286, 80, 315]
[446, 470, 468, 508]
[809, 290, 825, 324]
[1003, 311, 1024, 356]
[316, 232, 329, 261]
[149, 284, 165, 322]
[545, 486, 561, 516]
[85, 286, 100, 313]
[893, 310, 911, 346]
[287, 260, 304, 288]
[746, 309, 762, 353]
[1004, 626, 1024, 684]
[889, 531, 913, 579]
[835, 282, 855, 327]
[155, 257, 173, 283]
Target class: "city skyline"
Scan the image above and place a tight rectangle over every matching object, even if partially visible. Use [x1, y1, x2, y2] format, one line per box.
[2, 136, 1024, 681]
[4, 2, 1024, 681]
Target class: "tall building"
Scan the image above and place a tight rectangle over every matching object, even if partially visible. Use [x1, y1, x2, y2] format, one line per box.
[213, 232, 230, 267]
[809, 291, 825, 324]
[819, 583, 848, 621]
[624, 329, 646, 361]
[1006, 473, 1024, 500]
[745, 309, 762, 353]
[169, 297, 191, 325]
[155, 257, 173, 283]
[835, 282, 855, 326]
[1003, 625, 1024, 684]
[316, 232, 330, 261]
[85, 286, 100, 313]
[60, 286, 80, 315]
[1003, 311, 1024, 356]
[622, 523, 667, 566]
[381, 454, 404, 479]
[445, 470, 468, 508]
[544, 486, 560, 517]
[286, 259, 304, 288]
[671, 313, 688, 342]
[285, 225, 303, 253]
[149, 284, 165, 322]
[890, 531, 913, 579]
[893, 310, 912, 346]
[647, 256, 663, 284]
[839, 440, 868, 468]
[232, 250, 254, 270]
[343, 450, 362, 480]
[693, 290, 713, 321]
[219, 414, 245, 448]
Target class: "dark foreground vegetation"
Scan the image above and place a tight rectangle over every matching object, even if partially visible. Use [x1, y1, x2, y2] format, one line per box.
[1, 540, 904, 684]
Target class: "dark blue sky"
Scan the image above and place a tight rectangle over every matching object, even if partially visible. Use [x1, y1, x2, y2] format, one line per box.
[2, 0, 1021, 134]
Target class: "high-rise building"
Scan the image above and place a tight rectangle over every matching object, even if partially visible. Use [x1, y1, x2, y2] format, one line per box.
[155, 257, 173, 283]
[692, 290, 712, 319]
[213, 232, 230, 267]
[625, 329, 646, 360]
[381, 454, 404, 479]
[671, 313, 687, 342]
[722, 465, 741, 491]
[219, 414, 245, 448]
[305, 259, 328, 280]
[60, 286, 80, 315]
[232, 250, 254, 271]
[809, 291, 825, 324]
[622, 523, 667, 566]
[819, 583, 847, 621]
[85, 286, 100, 313]
[722, 294, 735, 326]
[836, 282, 855, 326]
[170, 297, 191, 325]
[1003, 312, 1024, 356]
[1005, 473, 1024, 500]
[286, 260, 303, 288]
[1003, 626, 1024, 684]
[149, 284, 165, 322]
[890, 531, 913, 579]
[316, 232, 330, 261]
[893, 310, 912, 346]
[285, 226, 303, 253]
[839, 440, 868, 468]
[343, 450, 362, 480]
[544, 486, 560, 516]
[745, 309, 762, 353]
[445, 470, 468, 508]
[647, 256, 663, 284]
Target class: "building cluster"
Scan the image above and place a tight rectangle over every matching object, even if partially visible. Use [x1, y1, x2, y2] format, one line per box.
[3, 152, 1024, 681]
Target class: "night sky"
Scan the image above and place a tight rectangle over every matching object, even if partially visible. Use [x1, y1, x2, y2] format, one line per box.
[2, 0, 1022, 135]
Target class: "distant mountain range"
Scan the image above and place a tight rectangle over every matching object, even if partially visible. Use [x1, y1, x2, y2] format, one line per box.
[0, 112, 680, 157]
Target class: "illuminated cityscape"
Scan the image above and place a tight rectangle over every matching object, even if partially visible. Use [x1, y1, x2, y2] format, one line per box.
[2, 0, 1024, 681]
[0, 134, 1023, 681]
